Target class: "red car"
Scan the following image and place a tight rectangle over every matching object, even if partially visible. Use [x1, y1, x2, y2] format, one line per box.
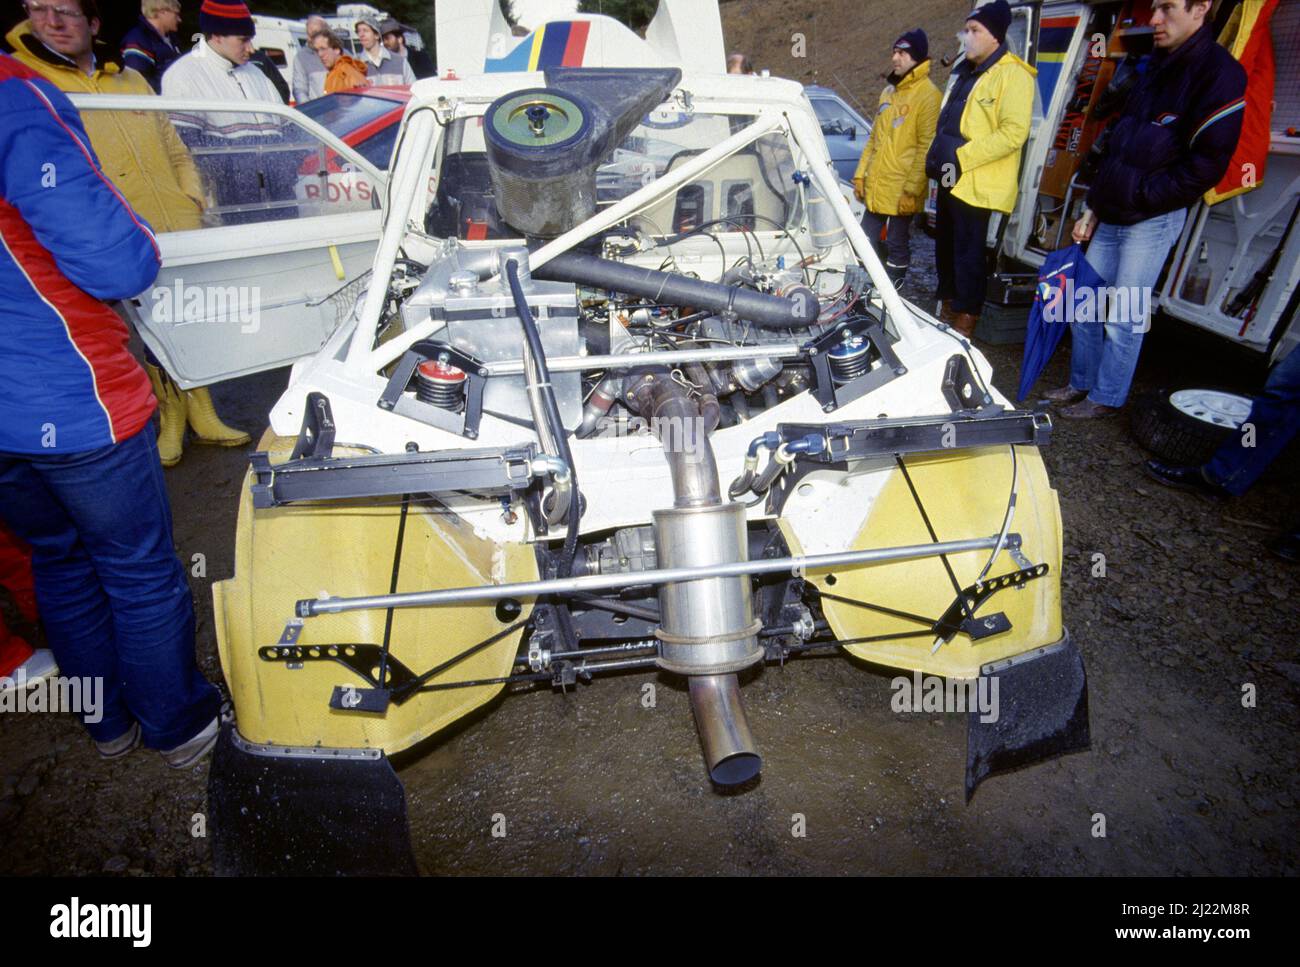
[297, 87, 411, 171]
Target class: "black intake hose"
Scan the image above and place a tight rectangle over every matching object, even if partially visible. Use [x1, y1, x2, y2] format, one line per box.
[535, 251, 819, 329]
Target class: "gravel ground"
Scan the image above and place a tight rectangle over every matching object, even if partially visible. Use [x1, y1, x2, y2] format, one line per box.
[2, 231, 1296, 876]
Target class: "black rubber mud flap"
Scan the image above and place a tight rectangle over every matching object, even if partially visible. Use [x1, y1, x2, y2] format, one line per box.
[208, 724, 418, 876]
[965, 634, 1090, 802]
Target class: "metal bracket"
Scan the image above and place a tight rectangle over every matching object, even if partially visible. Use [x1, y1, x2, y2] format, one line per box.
[250, 433, 539, 510]
[778, 408, 1051, 463]
[768, 409, 1052, 515]
[932, 563, 1050, 644]
[941, 354, 995, 411]
[289, 392, 336, 461]
[258, 626, 420, 707]
[377, 340, 489, 440]
[804, 312, 905, 413]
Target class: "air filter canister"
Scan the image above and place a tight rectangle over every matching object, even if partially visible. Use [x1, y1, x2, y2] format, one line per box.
[483, 68, 683, 238]
[484, 90, 596, 238]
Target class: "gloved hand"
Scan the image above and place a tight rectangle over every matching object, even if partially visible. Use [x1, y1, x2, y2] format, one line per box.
[853, 177, 865, 203]
[897, 192, 918, 216]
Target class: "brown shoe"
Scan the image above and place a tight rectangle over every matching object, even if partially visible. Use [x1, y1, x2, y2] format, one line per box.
[1043, 384, 1087, 404]
[951, 312, 979, 338]
[1060, 399, 1119, 420]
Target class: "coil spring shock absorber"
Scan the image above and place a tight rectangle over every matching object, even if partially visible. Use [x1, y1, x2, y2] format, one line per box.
[415, 359, 467, 412]
[828, 333, 872, 384]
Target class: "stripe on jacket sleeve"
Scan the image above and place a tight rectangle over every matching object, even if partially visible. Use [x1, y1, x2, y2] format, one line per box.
[0, 224, 116, 443]
[20, 78, 160, 259]
[1191, 97, 1245, 144]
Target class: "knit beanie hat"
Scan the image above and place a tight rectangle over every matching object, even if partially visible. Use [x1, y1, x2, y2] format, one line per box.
[199, 0, 256, 37]
[967, 0, 1012, 44]
[892, 29, 929, 63]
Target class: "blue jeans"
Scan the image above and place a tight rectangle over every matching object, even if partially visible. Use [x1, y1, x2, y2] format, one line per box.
[1204, 346, 1300, 496]
[0, 427, 220, 748]
[1068, 208, 1188, 407]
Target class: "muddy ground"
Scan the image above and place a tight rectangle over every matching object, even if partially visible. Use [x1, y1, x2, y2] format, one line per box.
[2, 232, 1297, 876]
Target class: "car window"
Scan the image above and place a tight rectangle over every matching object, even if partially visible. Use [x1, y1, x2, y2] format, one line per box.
[811, 96, 861, 136]
[72, 100, 381, 228]
[426, 111, 799, 241]
[298, 94, 399, 137]
[354, 123, 400, 170]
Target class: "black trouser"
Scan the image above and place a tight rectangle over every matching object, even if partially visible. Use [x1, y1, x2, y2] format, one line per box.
[934, 188, 992, 315]
[860, 208, 913, 282]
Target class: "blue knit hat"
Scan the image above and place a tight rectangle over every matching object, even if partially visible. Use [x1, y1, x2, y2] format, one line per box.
[892, 29, 929, 63]
[967, 0, 1012, 44]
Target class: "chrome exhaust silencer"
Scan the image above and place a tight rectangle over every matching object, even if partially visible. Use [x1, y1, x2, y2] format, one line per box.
[629, 371, 763, 786]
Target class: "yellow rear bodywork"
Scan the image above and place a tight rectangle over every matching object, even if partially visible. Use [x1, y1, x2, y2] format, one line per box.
[782, 444, 1063, 679]
[213, 434, 537, 754]
[215, 435, 1060, 752]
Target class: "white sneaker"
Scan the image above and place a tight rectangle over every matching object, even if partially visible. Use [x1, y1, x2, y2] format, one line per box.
[161, 701, 233, 769]
[95, 721, 142, 760]
[0, 648, 58, 693]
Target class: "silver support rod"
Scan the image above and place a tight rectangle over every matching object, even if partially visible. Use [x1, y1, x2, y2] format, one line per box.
[483, 343, 806, 376]
[298, 534, 1011, 617]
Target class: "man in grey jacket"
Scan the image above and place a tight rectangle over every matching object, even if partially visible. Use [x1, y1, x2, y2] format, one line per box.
[291, 13, 329, 103]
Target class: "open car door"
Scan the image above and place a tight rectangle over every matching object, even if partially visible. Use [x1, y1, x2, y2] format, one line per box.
[69, 94, 387, 389]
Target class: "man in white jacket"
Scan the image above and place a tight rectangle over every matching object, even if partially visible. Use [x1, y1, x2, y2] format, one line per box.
[162, 1, 295, 225]
[162, 0, 281, 139]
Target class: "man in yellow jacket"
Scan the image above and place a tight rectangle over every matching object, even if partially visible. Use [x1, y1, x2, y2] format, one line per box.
[924, 1, 1035, 337]
[7, 2, 249, 465]
[852, 30, 941, 288]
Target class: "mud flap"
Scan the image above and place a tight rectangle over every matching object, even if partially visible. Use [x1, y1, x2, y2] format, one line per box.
[208, 724, 418, 876]
[966, 633, 1090, 802]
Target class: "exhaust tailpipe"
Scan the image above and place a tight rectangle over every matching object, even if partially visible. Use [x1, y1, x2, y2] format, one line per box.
[628, 372, 763, 787]
[689, 675, 762, 785]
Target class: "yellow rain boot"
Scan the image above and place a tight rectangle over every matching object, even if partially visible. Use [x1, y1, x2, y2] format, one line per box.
[145, 363, 187, 467]
[185, 386, 251, 447]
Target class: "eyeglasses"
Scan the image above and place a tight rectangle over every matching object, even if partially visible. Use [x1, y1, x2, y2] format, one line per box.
[25, 2, 88, 20]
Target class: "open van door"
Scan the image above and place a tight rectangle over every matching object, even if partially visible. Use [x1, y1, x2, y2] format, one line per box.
[69, 94, 387, 389]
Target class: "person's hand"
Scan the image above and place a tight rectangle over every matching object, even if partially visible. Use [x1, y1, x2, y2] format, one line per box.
[897, 192, 918, 216]
[852, 178, 865, 203]
[1072, 209, 1096, 244]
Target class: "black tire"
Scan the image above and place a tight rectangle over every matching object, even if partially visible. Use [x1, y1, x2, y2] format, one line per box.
[1128, 387, 1249, 466]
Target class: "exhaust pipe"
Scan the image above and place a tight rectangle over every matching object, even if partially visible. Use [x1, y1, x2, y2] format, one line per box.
[689, 675, 762, 786]
[627, 372, 763, 786]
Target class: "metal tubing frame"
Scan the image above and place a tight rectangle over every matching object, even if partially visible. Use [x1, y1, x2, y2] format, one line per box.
[298, 533, 1011, 616]
[483, 343, 806, 376]
[363, 111, 787, 375]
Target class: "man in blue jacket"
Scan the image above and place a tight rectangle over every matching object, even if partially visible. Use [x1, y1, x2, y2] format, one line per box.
[1049, 0, 1247, 419]
[0, 53, 223, 766]
[120, 0, 184, 94]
